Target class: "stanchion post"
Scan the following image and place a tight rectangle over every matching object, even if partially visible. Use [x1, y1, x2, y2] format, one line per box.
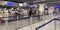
[5, 20, 8, 30]
[30, 16, 33, 30]
[54, 20, 56, 30]
[15, 14, 18, 30]
[16, 17, 19, 30]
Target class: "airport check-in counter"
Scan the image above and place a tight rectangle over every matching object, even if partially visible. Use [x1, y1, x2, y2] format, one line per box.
[0, 8, 45, 30]
[0, 1, 49, 30]
[0, 7, 50, 30]
[0, 11, 44, 30]
[0, 9, 57, 30]
[1, 5, 60, 30]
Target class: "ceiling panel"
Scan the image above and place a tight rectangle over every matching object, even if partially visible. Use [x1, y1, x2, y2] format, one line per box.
[3, 0, 47, 3]
[3, 0, 37, 3]
[2, 0, 60, 6]
[2, 0, 60, 3]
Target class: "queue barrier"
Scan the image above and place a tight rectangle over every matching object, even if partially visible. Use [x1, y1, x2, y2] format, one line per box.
[36, 20, 54, 30]
[0, 14, 54, 30]
[36, 17, 60, 30]
[0, 15, 44, 30]
[0, 15, 44, 23]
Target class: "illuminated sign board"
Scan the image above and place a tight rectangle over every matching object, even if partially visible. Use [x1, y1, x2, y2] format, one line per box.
[7, 2, 13, 6]
[19, 3, 23, 7]
[54, 6, 60, 8]
[26, 4, 31, 7]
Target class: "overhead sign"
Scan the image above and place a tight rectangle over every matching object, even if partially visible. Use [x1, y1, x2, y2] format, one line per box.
[19, 3, 23, 7]
[26, 4, 31, 7]
[7, 2, 13, 6]
[54, 6, 60, 8]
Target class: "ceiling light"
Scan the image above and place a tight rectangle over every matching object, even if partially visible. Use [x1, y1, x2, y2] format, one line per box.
[40, 0, 46, 1]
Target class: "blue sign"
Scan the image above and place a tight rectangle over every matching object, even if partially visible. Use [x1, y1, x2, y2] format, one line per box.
[7, 2, 13, 6]
[54, 6, 60, 8]
[27, 4, 30, 7]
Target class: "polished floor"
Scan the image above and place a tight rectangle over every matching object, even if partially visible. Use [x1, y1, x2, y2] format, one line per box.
[0, 14, 60, 30]
[18, 14, 60, 30]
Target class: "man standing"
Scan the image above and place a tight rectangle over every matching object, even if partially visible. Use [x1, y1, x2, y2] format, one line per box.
[15, 7, 20, 19]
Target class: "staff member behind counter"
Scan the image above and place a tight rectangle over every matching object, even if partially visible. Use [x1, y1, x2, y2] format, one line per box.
[28, 8, 33, 17]
[0, 11, 3, 20]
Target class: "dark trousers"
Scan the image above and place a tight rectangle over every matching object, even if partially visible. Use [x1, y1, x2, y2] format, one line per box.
[28, 13, 31, 17]
[37, 15, 40, 19]
[15, 14, 20, 19]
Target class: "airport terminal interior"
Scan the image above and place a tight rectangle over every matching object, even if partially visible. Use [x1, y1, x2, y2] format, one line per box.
[0, 0, 60, 30]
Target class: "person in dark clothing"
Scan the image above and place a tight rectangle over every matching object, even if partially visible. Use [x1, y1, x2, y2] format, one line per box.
[15, 8, 21, 19]
[28, 8, 33, 17]
[15, 11, 21, 19]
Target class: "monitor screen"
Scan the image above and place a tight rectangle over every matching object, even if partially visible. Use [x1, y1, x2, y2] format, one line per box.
[19, 3, 23, 6]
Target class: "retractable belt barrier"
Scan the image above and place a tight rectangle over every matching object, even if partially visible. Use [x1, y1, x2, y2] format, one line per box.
[36, 17, 60, 30]
[0, 15, 43, 23]
[36, 20, 54, 30]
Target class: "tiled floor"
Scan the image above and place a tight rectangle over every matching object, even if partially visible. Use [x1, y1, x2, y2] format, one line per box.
[0, 14, 60, 30]
[18, 14, 60, 30]
[56, 21, 60, 30]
